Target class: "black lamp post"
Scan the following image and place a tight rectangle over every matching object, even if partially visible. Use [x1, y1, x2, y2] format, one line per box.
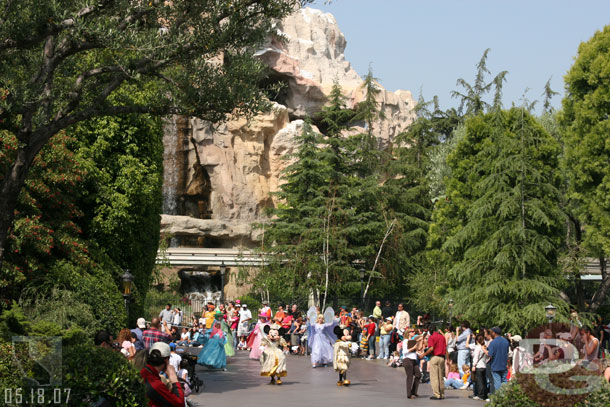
[545, 304, 557, 327]
[359, 268, 365, 310]
[121, 269, 134, 321]
[220, 261, 226, 304]
[448, 298, 454, 327]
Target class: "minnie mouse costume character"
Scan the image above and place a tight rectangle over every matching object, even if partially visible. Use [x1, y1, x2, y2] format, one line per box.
[260, 323, 288, 385]
[333, 326, 352, 386]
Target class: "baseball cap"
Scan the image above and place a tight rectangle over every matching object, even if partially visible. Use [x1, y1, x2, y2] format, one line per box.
[511, 335, 523, 342]
[137, 318, 146, 329]
[491, 326, 502, 335]
[242, 304, 247, 308]
[169, 342, 176, 350]
[150, 342, 171, 358]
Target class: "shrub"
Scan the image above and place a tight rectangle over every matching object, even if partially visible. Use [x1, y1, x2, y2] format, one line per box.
[0, 341, 29, 399]
[576, 382, 610, 407]
[489, 379, 539, 407]
[490, 377, 610, 407]
[62, 345, 145, 407]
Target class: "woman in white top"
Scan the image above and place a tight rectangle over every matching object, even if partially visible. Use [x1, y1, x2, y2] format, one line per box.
[172, 308, 182, 326]
[402, 329, 422, 399]
[471, 334, 489, 401]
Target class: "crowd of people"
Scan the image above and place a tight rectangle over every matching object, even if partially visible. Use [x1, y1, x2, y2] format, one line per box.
[93, 301, 610, 406]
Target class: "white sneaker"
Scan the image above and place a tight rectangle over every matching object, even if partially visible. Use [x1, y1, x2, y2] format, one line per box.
[485, 399, 490, 402]
[472, 396, 481, 400]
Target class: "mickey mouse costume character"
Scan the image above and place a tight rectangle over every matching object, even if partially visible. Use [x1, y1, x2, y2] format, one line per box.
[333, 326, 352, 386]
[260, 323, 288, 385]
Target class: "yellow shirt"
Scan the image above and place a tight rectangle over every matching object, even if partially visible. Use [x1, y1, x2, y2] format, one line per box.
[204, 311, 215, 329]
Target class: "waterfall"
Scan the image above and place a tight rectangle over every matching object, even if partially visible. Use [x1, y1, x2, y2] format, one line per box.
[162, 116, 179, 216]
[179, 271, 222, 304]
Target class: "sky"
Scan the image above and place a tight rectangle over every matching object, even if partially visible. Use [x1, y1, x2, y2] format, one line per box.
[313, 0, 610, 111]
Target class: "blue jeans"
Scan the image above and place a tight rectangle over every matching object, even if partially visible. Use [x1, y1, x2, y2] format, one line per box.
[457, 349, 471, 376]
[491, 370, 508, 394]
[444, 378, 464, 389]
[379, 334, 391, 358]
[368, 335, 376, 357]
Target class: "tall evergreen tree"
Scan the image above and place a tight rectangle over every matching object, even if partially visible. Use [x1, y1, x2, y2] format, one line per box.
[451, 49, 508, 116]
[259, 118, 333, 301]
[443, 108, 567, 332]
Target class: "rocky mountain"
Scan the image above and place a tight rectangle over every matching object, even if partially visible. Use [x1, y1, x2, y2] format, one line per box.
[160, 7, 417, 249]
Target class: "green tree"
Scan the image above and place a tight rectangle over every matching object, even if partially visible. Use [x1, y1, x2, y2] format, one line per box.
[259, 117, 334, 302]
[451, 48, 508, 115]
[443, 108, 567, 332]
[0, 130, 90, 293]
[69, 111, 164, 322]
[0, 0, 308, 269]
[561, 25, 610, 312]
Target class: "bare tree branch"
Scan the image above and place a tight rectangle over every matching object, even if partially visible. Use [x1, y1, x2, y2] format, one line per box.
[363, 219, 396, 301]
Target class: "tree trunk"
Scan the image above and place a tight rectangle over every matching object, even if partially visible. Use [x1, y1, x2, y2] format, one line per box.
[0, 147, 36, 271]
[569, 215, 586, 311]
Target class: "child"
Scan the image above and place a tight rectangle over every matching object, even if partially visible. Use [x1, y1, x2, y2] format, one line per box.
[237, 337, 247, 350]
[360, 328, 369, 358]
[460, 364, 471, 389]
[177, 359, 192, 397]
[444, 363, 464, 389]
[387, 351, 401, 368]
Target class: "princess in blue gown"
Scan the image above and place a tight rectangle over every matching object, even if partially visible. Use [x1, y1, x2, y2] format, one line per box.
[308, 314, 337, 367]
[197, 322, 228, 370]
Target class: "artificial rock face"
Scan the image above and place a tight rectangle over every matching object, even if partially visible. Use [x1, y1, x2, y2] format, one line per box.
[161, 7, 416, 248]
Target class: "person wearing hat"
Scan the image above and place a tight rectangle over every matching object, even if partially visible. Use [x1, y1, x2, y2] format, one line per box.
[140, 342, 185, 407]
[204, 302, 216, 330]
[131, 317, 147, 351]
[484, 327, 510, 394]
[510, 335, 531, 374]
[169, 342, 181, 373]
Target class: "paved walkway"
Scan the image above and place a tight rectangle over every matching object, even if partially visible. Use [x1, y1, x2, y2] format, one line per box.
[190, 351, 483, 407]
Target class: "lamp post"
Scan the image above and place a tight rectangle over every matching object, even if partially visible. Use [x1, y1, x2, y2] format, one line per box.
[121, 269, 134, 322]
[448, 298, 454, 327]
[545, 304, 557, 328]
[219, 261, 227, 304]
[359, 268, 365, 310]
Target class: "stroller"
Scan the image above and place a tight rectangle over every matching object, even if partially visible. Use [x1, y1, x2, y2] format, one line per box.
[177, 347, 204, 393]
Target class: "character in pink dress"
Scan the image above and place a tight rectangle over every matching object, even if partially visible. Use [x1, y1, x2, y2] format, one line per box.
[248, 314, 270, 360]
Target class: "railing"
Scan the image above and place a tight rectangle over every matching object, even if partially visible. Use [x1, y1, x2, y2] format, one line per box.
[144, 296, 210, 325]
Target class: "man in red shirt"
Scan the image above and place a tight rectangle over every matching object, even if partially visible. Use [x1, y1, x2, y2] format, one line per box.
[419, 324, 447, 400]
[140, 342, 185, 407]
